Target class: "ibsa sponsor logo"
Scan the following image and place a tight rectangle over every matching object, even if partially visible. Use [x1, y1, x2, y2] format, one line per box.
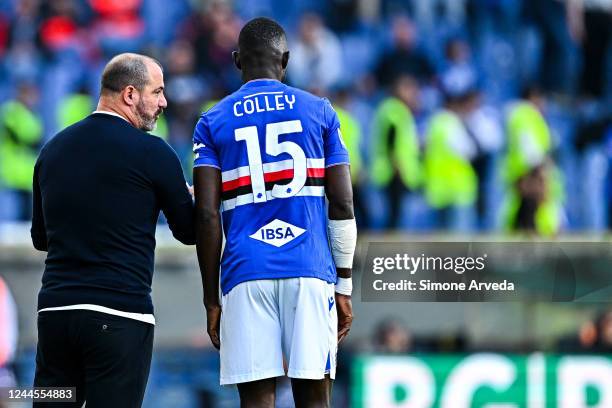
[249, 219, 306, 247]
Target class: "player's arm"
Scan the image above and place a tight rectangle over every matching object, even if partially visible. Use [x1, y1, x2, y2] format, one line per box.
[323, 98, 357, 343]
[325, 164, 357, 344]
[194, 165, 222, 349]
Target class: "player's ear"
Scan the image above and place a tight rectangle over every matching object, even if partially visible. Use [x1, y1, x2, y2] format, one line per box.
[281, 51, 289, 69]
[232, 51, 241, 71]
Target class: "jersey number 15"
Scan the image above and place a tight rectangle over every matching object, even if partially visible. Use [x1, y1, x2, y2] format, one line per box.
[235, 120, 306, 202]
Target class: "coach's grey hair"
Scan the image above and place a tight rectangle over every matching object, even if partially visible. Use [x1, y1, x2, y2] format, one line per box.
[100, 53, 163, 94]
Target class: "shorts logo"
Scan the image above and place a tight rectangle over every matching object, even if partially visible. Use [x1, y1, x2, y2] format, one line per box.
[249, 219, 306, 247]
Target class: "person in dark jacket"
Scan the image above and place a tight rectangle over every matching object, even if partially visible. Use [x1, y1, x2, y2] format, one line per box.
[31, 53, 196, 408]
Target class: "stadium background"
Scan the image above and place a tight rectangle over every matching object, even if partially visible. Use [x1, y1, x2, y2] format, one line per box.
[0, 0, 612, 406]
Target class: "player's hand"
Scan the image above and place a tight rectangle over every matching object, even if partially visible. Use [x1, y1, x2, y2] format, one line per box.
[206, 304, 221, 350]
[335, 293, 353, 344]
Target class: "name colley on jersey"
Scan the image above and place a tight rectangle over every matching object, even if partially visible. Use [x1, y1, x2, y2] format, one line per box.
[233, 92, 296, 117]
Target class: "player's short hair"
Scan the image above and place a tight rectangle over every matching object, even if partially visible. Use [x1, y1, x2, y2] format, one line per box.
[101, 53, 162, 94]
[238, 17, 287, 53]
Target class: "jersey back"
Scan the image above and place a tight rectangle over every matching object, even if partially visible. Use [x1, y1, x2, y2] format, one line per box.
[193, 79, 349, 294]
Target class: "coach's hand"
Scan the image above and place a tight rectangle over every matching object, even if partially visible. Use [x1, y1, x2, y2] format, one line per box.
[206, 304, 221, 350]
[335, 293, 353, 344]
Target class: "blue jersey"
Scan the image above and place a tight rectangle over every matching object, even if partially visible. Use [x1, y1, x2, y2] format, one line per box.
[193, 79, 350, 294]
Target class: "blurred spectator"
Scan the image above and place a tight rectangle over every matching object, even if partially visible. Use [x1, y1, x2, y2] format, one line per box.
[289, 12, 343, 92]
[412, 0, 468, 28]
[180, 1, 241, 90]
[0, 11, 9, 56]
[371, 75, 422, 229]
[374, 318, 412, 353]
[332, 87, 367, 226]
[56, 84, 94, 130]
[464, 90, 505, 229]
[503, 86, 563, 236]
[424, 76, 478, 231]
[595, 309, 612, 352]
[558, 319, 598, 352]
[574, 108, 612, 230]
[441, 38, 503, 228]
[466, 0, 523, 35]
[0, 276, 18, 390]
[328, 0, 360, 32]
[7, 0, 40, 47]
[0, 82, 42, 221]
[566, 0, 612, 99]
[164, 39, 207, 176]
[5, 0, 43, 81]
[442, 38, 477, 95]
[38, 0, 83, 55]
[523, 0, 576, 94]
[89, 0, 145, 55]
[562, 309, 612, 353]
[374, 15, 435, 88]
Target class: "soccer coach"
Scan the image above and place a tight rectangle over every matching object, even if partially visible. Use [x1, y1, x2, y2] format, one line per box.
[30, 53, 195, 407]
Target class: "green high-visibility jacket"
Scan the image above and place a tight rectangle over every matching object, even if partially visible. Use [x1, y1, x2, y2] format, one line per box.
[502, 184, 562, 236]
[505, 101, 551, 183]
[503, 101, 563, 236]
[424, 110, 477, 208]
[333, 105, 362, 182]
[57, 93, 93, 130]
[0, 101, 43, 191]
[370, 97, 421, 189]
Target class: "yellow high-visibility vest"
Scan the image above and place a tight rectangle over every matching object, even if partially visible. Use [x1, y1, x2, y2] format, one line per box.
[423, 110, 477, 208]
[370, 97, 421, 189]
[0, 101, 43, 191]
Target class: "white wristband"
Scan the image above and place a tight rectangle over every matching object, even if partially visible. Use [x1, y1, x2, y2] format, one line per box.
[335, 277, 353, 296]
[327, 218, 357, 269]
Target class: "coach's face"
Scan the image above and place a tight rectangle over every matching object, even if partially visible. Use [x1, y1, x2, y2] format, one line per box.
[135, 62, 167, 132]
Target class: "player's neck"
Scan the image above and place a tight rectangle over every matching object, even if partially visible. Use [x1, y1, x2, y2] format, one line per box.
[242, 70, 283, 83]
[246, 77, 280, 83]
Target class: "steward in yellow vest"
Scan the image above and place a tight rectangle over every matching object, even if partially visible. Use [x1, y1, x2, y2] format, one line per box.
[0, 83, 43, 220]
[371, 75, 422, 228]
[502, 87, 563, 236]
[423, 83, 479, 231]
[57, 89, 94, 130]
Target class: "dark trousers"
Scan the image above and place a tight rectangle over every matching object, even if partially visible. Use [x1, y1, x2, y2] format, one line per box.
[386, 174, 408, 229]
[33, 310, 154, 408]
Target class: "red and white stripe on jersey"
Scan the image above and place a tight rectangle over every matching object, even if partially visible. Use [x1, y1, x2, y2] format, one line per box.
[220, 158, 326, 212]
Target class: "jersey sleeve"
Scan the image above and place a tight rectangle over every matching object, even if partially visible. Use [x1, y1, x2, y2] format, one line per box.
[193, 114, 220, 169]
[322, 98, 350, 167]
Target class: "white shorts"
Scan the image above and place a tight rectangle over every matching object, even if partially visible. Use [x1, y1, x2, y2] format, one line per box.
[220, 277, 337, 385]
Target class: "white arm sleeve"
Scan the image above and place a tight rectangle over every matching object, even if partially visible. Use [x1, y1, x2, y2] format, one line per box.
[327, 218, 357, 269]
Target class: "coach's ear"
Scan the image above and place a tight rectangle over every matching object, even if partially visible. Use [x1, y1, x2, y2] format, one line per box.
[281, 51, 289, 69]
[122, 85, 138, 107]
[232, 51, 241, 71]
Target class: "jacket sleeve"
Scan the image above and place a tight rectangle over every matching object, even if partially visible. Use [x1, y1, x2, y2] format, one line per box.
[149, 139, 196, 245]
[31, 159, 48, 251]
